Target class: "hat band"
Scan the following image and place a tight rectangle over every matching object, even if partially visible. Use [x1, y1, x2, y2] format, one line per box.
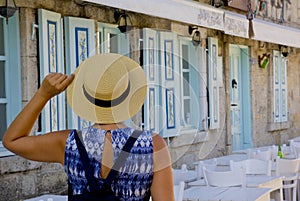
[82, 81, 131, 108]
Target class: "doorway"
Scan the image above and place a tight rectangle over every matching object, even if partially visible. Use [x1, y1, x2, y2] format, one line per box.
[229, 45, 252, 151]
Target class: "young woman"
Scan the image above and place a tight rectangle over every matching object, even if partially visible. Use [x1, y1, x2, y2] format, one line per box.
[3, 53, 174, 201]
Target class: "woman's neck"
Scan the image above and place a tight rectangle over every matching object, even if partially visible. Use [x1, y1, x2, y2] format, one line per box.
[92, 122, 127, 130]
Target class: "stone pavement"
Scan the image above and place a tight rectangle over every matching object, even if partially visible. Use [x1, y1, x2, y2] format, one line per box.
[24, 194, 67, 201]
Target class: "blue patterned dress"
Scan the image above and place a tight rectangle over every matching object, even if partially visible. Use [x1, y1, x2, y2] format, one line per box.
[64, 127, 153, 201]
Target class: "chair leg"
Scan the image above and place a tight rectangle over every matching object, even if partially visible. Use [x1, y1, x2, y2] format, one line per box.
[292, 187, 296, 201]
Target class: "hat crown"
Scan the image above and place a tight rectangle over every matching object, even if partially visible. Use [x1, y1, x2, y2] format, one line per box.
[83, 57, 129, 101]
[67, 53, 147, 124]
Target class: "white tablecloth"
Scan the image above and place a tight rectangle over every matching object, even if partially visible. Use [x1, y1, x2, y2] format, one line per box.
[183, 186, 271, 201]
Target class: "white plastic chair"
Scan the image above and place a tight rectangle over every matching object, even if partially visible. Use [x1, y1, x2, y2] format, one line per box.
[230, 159, 272, 176]
[289, 141, 300, 157]
[195, 160, 217, 179]
[256, 149, 272, 161]
[276, 157, 300, 201]
[203, 166, 246, 187]
[173, 168, 188, 185]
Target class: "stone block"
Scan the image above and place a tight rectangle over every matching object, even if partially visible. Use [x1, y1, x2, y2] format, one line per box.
[21, 173, 37, 197]
[0, 156, 41, 174]
[0, 174, 21, 201]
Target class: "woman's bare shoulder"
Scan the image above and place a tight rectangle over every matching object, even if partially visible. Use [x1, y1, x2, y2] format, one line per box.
[151, 132, 168, 152]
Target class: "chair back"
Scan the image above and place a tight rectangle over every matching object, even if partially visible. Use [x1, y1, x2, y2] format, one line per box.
[203, 166, 246, 187]
[256, 149, 272, 161]
[195, 160, 217, 179]
[276, 158, 300, 201]
[276, 158, 300, 177]
[290, 141, 300, 157]
[230, 159, 271, 176]
[173, 169, 188, 185]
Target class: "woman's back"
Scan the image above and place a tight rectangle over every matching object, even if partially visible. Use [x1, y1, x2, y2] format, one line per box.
[65, 127, 153, 201]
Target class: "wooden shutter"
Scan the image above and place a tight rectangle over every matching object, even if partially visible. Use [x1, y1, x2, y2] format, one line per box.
[159, 31, 180, 137]
[64, 16, 95, 129]
[207, 37, 220, 129]
[273, 50, 280, 122]
[281, 56, 288, 122]
[143, 28, 160, 132]
[38, 9, 65, 132]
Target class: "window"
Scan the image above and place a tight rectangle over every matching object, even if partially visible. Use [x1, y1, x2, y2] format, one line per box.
[143, 28, 203, 137]
[97, 22, 129, 55]
[178, 37, 201, 129]
[0, 13, 21, 155]
[273, 50, 287, 122]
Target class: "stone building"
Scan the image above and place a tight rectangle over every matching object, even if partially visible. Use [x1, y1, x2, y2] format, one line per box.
[1, 0, 300, 200]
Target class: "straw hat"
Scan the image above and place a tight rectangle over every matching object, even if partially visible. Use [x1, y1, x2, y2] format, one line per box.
[67, 53, 147, 124]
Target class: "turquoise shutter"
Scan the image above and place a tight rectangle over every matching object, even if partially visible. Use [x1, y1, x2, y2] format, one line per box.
[207, 37, 220, 129]
[178, 36, 201, 130]
[188, 42, 201, 129]
[64, 16, 95, 129]
[143, 28, 160, 132]
[159, 31, 180, 137]
[6, 12, 22, 126]
[38, 9, 65, 132]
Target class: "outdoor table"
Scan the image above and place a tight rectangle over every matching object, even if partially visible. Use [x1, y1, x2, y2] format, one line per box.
[188, 175, 283, 201]
[183, 186, 271, 201]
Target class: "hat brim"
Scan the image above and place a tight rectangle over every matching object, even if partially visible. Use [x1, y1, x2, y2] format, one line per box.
[67, 53, 147, 124]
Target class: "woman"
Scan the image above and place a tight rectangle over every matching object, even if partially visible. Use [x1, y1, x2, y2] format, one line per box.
[3, 53, 174, 201]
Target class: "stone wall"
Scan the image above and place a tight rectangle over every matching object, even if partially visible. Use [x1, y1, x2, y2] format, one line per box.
[0, 156, 67, 200]
[1, 0, 300, 199]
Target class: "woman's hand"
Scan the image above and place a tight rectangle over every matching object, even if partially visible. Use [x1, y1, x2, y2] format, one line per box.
[39, 73, 75, 100]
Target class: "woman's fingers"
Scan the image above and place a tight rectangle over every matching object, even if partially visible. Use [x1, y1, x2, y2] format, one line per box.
[41, 73, 75, 98]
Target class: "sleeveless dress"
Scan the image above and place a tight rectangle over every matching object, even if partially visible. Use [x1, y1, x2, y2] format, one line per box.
[64, 126, 154, 201]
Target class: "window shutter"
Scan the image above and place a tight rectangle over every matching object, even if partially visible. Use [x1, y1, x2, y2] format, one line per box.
[142, 28, 160, 133]
[281, 57, 288, 122]
[64, 16, 95, 129]
[207, 37, 220, 129]
[159, 31, 180, 137]
[273, 50, 280, 122]
[38, 9, 65, 132]
[188, 43, 202, 130]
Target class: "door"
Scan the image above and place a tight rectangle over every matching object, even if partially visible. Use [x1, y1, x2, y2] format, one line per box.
[230, 45, 252, 151]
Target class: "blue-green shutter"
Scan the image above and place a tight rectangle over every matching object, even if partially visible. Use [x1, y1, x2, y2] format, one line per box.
[207, 37, 220, 129]
[38, 9, 65, 132]
[64, 16, 95, 129]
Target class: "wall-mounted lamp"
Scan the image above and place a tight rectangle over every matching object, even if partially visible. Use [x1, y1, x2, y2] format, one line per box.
[188, 26, 201, 46]
[279, 45, 288, 57]
[114, 10, 133, 33]
[258, 53, 270, 68]
[0, 0, 17, 23]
